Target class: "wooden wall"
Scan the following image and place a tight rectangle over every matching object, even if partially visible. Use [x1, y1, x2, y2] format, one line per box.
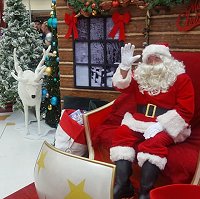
[56, 0, 200, 106]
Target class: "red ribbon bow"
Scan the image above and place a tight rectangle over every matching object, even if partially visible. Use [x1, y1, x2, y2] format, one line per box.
[64, 13, 78, 39]
[109, 12, 131, 41]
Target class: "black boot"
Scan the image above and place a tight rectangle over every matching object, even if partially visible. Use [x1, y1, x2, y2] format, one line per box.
[114, 160, 134, 199]
[139, 161, 160, 199]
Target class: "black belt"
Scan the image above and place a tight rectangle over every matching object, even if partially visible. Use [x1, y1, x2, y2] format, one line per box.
[137, 104, 169, 118]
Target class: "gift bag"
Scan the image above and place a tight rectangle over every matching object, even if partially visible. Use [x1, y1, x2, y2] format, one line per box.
[55, 109, 87, 156]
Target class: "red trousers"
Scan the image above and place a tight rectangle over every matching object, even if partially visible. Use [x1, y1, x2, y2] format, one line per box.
[111, 125, 174, 158]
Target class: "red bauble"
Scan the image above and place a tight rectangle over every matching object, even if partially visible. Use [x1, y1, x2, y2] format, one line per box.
[85, 1, 90, 6]
[112, 0, 120, 7]
[91, 3, 96, 9]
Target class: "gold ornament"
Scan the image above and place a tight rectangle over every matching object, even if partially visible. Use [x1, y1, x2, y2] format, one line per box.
[48, 104, 52, 110]
[45, 67, 52, 76]
[92, 10, 97, 16]
[51, 3, 56, 9]
[53, 51, 57, 57]
[50, 11, 54, 17]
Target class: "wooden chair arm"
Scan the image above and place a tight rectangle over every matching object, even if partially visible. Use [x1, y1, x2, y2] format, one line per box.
[191, 151, 200, 185]
[83, 101, 114, 159]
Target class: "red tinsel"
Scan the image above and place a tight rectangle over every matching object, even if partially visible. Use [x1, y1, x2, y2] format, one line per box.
[64, 13, 78, 39]
[108, 11, 131, 41]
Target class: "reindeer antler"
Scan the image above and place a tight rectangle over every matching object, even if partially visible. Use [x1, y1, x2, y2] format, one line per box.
[11, 48, 27, 82]
[35, 45, 51, 74]
[13, 48, 23, 77]
[34, 45, 51, 82]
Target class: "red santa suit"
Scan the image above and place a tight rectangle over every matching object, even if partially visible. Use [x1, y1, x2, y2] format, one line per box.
[110, 44, 195, 170]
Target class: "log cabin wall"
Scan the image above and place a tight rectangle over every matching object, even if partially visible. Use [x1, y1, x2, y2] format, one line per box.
[56, 0, 200, 107]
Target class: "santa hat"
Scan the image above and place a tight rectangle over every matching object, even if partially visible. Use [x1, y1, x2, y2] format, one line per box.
[142, 43, 172, 63]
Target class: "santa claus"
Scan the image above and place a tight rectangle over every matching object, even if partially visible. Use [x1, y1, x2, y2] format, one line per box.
[111, 43, 194, 199]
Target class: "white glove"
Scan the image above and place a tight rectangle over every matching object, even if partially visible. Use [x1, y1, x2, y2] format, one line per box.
[119, 43, 141, 71]
[121, 112, 135, 127]
[143, 122, 164, 139]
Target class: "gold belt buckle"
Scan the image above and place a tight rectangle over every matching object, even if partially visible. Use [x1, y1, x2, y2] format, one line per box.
[145, 103, 157, 118]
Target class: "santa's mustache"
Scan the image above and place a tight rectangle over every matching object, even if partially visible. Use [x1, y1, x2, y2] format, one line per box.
[137, 62, 167, 76]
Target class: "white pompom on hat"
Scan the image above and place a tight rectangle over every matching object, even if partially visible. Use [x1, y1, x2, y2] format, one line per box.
[142, 43, 172, 63]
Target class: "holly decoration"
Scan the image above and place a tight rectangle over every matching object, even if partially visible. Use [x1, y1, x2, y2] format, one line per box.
[67, 0, 101, 17]
[66, 0, 148, 17]
[66, 0, 191, 16]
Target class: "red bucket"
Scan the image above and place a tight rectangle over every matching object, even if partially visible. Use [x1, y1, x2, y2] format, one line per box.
[150, 184, 200, 199]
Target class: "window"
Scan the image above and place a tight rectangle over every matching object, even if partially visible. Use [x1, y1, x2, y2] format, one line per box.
[74, 17, 123, 89]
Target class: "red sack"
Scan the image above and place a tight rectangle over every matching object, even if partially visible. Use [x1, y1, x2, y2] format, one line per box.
[55, 109, 87, 156]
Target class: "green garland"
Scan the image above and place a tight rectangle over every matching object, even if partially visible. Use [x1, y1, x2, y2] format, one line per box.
[145, 0, 191, 9]
[66, 0, 101, 15]
[65, 0, 191, 16]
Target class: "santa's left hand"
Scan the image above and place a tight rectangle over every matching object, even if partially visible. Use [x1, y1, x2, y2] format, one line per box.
[143, 122, 163, 139]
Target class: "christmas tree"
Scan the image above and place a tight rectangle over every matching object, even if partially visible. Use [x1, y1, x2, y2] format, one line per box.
[0, 0, 43, 110]
[41, 0, 61, 128]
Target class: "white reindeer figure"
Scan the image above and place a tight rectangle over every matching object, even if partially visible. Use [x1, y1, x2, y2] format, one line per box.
[11, 46, 51, 135]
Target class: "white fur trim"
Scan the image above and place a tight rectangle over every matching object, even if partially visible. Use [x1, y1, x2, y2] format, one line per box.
[157, 110, 189, 141]
[121, 112, 155, 133]
[174, 127, 191, 143]
[55, 125, 74, 149]
[110, 146, 135, 162]
[137, 152, 167, 170]
[142, 44, 171, 63]
[55, 125, 87, 156]
[112, 67, 132, 89]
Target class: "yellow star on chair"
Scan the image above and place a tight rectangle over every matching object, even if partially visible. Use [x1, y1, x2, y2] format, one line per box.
[36, 150, 47, 174]
[65, 179, 93, 199]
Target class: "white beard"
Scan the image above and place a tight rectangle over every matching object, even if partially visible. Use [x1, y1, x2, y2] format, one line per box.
[133, 56, 185, 96]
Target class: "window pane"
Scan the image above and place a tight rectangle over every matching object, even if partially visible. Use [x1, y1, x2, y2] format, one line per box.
[91, 42, 104, 64]
[91, 66, 104, 87]
[75, 42, 88, 64]
[76, 65, 89, 86]
[106, 42, 121, 64]
[77, 18, 88, 40]
[90, 18, 104, 40]
[106, 18, 119, 39]
[74, 17, 121, 89]
[106, 66, 115, 88]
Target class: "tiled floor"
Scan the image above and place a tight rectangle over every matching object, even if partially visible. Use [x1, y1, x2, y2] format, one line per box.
[0, 111, 55, 199]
